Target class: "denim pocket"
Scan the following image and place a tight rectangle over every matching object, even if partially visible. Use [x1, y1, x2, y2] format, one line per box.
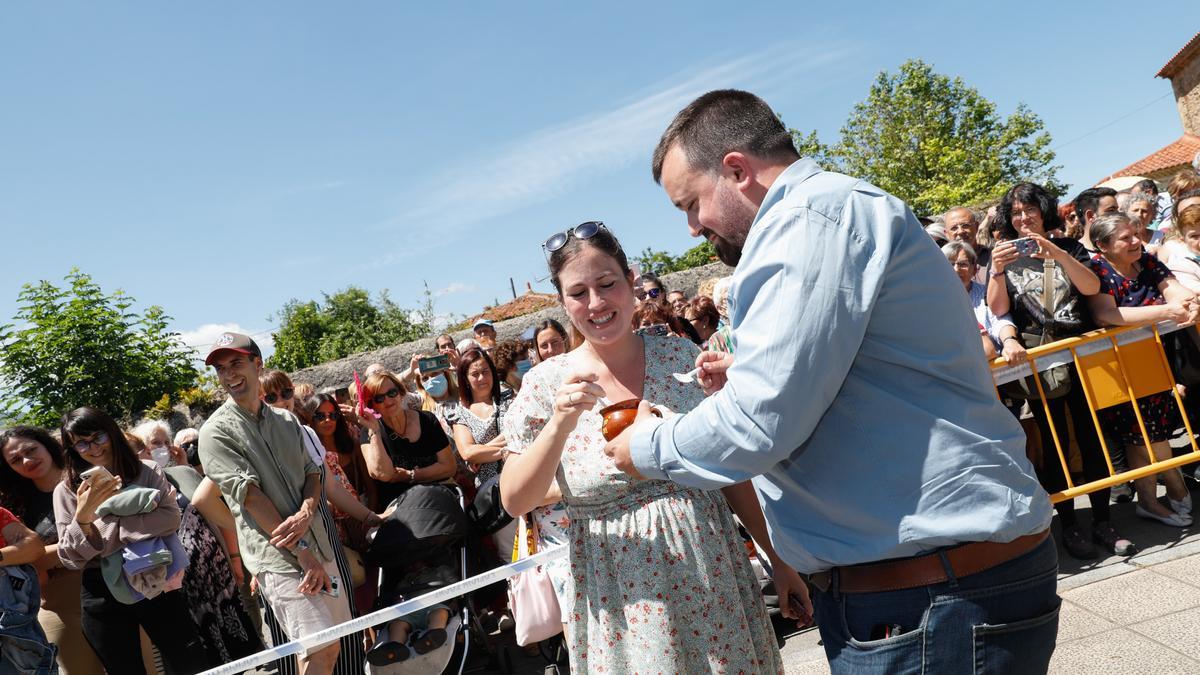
[0, 632, 58, 675]
[971, 597, 1061, 675]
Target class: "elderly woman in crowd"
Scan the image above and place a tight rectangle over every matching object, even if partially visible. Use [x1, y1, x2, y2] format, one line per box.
[1, 426, 106, 675]
[1166, 205, 1200, 293]
[1124, 191, 1164, 252]
[1085, 212, 1197, 527]
[54, 407, 212, 674]
[941, 241, 1025, 365]
[988, 182, 1132, 559]
[131, 420, 187, 469]
[173, 427, 202, 472]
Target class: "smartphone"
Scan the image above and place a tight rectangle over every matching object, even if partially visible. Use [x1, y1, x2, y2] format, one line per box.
[322, 575, 340, 598]
[418, 354, 451, 374]
[1010, 237, 1040, 257]
[80, 465, 114, 484]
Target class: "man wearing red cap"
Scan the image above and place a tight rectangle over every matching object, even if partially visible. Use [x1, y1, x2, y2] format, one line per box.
[198, 333, 348, 675]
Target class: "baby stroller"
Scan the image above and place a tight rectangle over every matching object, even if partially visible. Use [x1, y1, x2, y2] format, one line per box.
[363, 482, 510, 675]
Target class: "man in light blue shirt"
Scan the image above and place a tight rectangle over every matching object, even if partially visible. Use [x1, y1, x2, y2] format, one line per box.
[604, 90, 1059, 673]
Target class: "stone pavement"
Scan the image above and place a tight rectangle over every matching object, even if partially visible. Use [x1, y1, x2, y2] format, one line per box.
[781, 481, 1200, 674]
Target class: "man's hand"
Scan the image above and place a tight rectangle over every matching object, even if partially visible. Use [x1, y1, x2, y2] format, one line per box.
[295, 549, 332, 596]
[602, 400, 659, 480]
[770, 559, 813, 626]
[269, 504, 314, 549]
[696, 351, 734, 396]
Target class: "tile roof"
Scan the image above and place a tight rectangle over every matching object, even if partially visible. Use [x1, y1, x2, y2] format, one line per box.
[1158, 31, 1200, 79]
[1103, 134, 1200, 181]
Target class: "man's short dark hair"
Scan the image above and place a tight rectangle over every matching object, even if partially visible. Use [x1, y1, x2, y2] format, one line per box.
[1132, 179, 1159, 196]
[652, 89, 800, 183]
[1073, 187, 1117, 225]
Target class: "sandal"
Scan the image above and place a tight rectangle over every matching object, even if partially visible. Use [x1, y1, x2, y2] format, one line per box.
[1092, 521, 1136, 557]
[366, 641, 410, 665]
[1061, 525, 1097, 560]
[414, 628, 447, 655]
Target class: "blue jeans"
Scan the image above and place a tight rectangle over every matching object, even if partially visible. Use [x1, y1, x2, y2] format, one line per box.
[813, 535, 1060, 674]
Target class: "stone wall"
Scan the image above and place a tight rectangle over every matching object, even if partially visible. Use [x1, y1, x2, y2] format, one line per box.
[290, 261, 734, 390]
[1172, 54, 1200, 136]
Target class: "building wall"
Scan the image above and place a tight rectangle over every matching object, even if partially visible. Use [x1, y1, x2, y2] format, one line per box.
[1173, 52, 1200, 135]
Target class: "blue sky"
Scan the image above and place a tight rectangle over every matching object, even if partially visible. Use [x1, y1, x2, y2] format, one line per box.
[2, 2, 1197, 361]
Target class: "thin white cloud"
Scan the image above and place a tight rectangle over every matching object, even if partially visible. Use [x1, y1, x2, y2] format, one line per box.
[363, 40, 852, 269]
[179, 322, 276, 362]
[435, 282, 476, 298]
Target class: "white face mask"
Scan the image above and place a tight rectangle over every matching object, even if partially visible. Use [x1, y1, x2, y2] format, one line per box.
[151, 446, 172, 469]
[424, 373, 449, 398]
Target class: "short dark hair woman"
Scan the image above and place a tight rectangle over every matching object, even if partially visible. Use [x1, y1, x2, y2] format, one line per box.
[987, 182, 1132, 560]
[54, 407, 212, 674]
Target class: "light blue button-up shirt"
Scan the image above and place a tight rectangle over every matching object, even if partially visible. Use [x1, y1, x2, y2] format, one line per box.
[631, 159, 1052, 574]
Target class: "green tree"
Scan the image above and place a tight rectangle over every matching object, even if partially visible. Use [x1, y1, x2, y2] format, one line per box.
[633, 241, 719, 278]
[789, 59, 1064, 216]
[267, 286, 432, 371]
[0, 270, 198, 426]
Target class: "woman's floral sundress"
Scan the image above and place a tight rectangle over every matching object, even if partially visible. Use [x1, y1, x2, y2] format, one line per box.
[503, 334, 783, 674]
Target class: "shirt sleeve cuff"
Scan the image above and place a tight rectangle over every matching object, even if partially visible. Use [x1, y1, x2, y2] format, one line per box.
[629, 416, 670, 481]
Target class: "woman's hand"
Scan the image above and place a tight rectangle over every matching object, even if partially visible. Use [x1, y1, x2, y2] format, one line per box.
[74, 475, 121, 525]
[991, 241, 1019, 274]
[553, 371, 605, 424]
[349, 403, 381, 434]
[1164, 300, 1200, 326]
[1001, 337, 1028, 364]
[1028, 233, 1065, 262]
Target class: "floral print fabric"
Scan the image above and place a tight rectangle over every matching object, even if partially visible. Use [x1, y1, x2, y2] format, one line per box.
[1090, 252, 1182, 445]
[503, 334, 783, 674]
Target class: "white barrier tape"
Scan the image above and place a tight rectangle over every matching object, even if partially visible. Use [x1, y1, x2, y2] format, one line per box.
[991, 321, 1182, 387]
[200, 545, 567, 675]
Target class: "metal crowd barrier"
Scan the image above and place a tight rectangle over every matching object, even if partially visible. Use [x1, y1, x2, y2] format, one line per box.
[198, 545, 567, 675]
[990, 320, 1200, 503]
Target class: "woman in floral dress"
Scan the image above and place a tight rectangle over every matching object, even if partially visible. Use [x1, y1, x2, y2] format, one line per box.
[1085, 212, 1196, 527]
[500, 222, 797, 673]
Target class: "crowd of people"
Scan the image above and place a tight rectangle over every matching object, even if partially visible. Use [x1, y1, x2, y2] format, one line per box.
[3, 86, 1200, 675]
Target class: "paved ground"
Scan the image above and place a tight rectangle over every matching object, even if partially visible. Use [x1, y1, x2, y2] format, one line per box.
[782, 478, 1200, 675]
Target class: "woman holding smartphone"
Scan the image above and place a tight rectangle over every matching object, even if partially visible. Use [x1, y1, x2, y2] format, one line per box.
[53, 406, 211, 675]
[987, 182, 1132, 560]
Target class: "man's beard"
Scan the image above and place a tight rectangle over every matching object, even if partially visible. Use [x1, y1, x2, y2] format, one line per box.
[708, 183, 755, 266]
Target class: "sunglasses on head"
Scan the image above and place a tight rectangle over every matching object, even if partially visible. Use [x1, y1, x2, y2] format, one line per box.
[263, 388, 294, 404]
[542, 221, 606, 256]
[311, 411, 340, 422]
[372, 387, 402, 404]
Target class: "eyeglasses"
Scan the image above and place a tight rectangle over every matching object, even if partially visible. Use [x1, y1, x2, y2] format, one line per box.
[372, 387, 402, 404]
[646, 287, 662, 299]
[72, 431, 109, 454]
[263, 388, 294, 404]
[312, 411, 339, 422]
[542, 221, 606, 256]
[950, 261, 974, 269]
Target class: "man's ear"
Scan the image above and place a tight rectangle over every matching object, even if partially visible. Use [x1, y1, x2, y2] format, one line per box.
[721, 151, 754, 191]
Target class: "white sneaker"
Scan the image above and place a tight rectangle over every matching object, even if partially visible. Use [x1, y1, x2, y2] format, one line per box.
[1111, 483, 1134, 503]
[1136, 504, 1193, 527]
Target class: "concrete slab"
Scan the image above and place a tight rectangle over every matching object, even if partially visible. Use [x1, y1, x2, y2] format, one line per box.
[1061, 568, 1200, 625]
[1056, 598, 1119, 642]
[1049, 628, 1199, 674]
[1144, 550, 1200, 589]
[1129, 606, 1200, 662]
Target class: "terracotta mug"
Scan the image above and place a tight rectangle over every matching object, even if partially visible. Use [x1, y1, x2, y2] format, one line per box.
[598, 398, 663, 441]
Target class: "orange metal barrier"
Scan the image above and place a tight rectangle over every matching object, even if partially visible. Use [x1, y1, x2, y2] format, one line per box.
[990, 323, 1200, 504]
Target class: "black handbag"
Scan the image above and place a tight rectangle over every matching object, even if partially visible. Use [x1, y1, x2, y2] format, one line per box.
[466, 475, 513, 535]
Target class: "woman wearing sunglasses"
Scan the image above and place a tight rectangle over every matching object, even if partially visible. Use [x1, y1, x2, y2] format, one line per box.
[500, 221, 788, 673]
[53, 406, 211, 675]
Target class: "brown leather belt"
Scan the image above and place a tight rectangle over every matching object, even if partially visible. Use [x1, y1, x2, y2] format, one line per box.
[809, 529, 1049, 594]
